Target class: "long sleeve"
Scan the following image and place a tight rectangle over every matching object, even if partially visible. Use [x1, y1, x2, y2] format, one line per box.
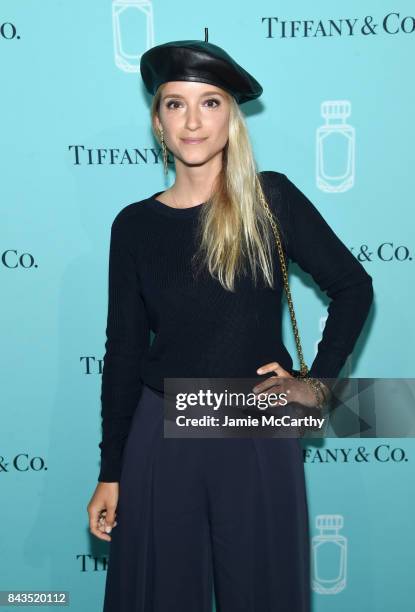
[276, 172, 374, 380]
[98, 213, 150, 483]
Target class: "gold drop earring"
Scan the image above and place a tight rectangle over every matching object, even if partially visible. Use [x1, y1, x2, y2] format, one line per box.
[158, 127, 169, 176]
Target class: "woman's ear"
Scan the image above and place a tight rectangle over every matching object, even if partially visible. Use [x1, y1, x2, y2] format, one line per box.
[153, 114, 161, 134]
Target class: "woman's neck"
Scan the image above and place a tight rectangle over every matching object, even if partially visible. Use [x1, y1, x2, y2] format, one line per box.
[166, 156, 222, 205]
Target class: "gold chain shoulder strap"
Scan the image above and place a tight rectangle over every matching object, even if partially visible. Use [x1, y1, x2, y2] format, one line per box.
[255, 173, 309, 378]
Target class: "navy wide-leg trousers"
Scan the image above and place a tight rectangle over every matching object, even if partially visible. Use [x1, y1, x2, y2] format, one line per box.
[102, 384, 311, 612]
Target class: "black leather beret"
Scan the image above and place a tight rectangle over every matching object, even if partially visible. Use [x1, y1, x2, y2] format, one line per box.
[140, 40, 263, 104]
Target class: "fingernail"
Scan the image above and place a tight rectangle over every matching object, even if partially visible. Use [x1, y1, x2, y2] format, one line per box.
[257, 368, 263, 373]
[105, 526, 112, 534]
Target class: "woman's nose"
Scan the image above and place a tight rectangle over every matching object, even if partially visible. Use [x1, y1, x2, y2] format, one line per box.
[184, 106, 202, 129]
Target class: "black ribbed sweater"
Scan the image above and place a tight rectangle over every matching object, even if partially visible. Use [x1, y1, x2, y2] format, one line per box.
[97, 171, 374, 482]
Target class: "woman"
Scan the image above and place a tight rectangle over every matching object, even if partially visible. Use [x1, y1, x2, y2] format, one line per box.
[87, 38, 373, 611]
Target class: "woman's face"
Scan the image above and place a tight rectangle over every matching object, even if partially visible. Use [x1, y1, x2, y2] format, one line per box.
[154, 80, 231, 168]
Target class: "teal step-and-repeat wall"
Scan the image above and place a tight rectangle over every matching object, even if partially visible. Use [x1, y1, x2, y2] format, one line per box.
[2, 1, 414, 610]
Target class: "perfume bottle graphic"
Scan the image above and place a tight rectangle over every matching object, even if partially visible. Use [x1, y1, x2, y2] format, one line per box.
[112, 0, 154, 73]
[316, 100, 355, 193]
[312, 514, 347, 594]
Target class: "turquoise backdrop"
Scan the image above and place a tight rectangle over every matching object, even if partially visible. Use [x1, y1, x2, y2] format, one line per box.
[1, 1, 414, 610]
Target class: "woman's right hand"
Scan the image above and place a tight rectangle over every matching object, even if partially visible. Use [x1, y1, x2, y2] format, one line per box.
[87, 482, 119, 542]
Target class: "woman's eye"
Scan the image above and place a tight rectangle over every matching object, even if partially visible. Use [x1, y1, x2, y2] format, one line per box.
[204, 98, 220, 108]
[165, 98, 220, 110]
[166, 100, 182, 109]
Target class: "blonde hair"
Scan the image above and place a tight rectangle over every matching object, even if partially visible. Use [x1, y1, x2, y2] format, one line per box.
[151, 84, 277, 292]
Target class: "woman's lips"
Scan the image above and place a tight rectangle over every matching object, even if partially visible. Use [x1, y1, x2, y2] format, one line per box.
[181, 138, 207, 144]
